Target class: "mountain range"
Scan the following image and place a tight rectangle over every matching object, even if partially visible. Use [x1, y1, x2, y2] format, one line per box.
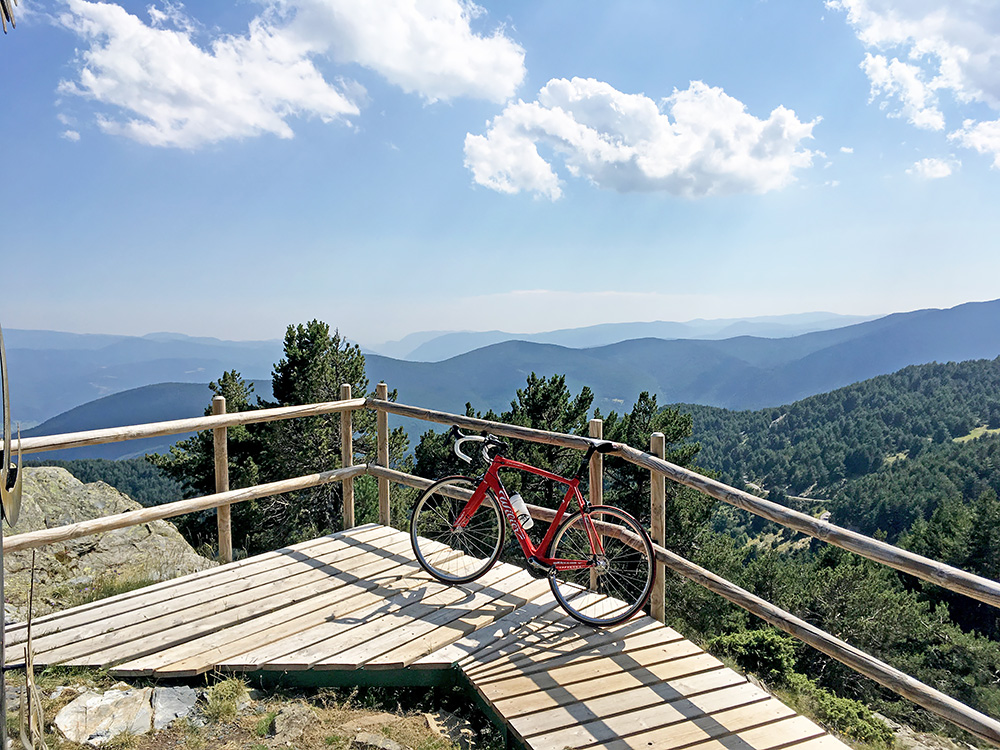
[3, 311, 872, 425]
[14, 299, 1000, 460]
[371, 312, 878, 361]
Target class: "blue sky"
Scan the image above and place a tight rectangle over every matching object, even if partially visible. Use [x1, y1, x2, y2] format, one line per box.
[2, 0, 999, 348]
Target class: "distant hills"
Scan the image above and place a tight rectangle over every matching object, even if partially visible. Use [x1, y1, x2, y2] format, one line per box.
[15, 299, 1000, 460]
[3, 311, 872, 425]
[4, 330, 283, 425]
[370, 312, 878, 361]
[364, 299, 1000, 416]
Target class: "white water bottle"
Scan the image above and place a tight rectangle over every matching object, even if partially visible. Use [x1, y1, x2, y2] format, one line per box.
[509, 493, 534, 529]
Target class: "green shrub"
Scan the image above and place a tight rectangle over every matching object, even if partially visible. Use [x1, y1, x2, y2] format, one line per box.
[203, 678, 249, 724]
[708, 628, 797, 685]
[786, 673, 895, 747]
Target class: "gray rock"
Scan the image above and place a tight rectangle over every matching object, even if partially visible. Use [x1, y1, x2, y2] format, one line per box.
[54, 686, 154, 746]
[352, 731, 409, 750]
[2, 467, 216, 619]
[272, 703, 315, 746]
[152, 685, 199, 730]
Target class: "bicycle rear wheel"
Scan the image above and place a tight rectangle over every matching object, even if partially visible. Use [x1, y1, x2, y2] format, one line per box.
[548, 505, 654, 627]
[410, 476, 505, 584]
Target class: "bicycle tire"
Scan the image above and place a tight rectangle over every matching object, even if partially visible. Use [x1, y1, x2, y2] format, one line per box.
[548, 505, 654, 627]
[410, 476, 505, 584]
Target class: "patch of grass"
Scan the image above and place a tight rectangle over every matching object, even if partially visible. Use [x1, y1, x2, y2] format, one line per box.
[65, 570, 161, 608]
[203, 677, 249, 724]
[255, 709, 278, 737]
[102, 732, 142, 749]
[179, 718, 206, 750]
[953, 425, 1000, 443]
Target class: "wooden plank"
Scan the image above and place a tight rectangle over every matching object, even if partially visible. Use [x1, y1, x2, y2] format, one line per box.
[464, 614, 665, 678]
[677, 715, 828, 750]
[109, 554, 445, 677]
[3, 523, 854, 750]
[217, 554, 497, 671]
[475, 628, 701, 690]
[532, 696, 797, 750]
[6, 526, 404, 660]
[288, 564, 531, 670]
[510, 667, 751, 738]
[453, 606, 574, 669]
[364, 576, 556, 670]
[490, 655, 730, 720]
[469, 619, 679, 684]
[15, 533, 418, 667]
[516, 682, 772, 749]
[410, 591, 563, 670]
[4, 524, 386, 646]
[477, 638, 708, 705]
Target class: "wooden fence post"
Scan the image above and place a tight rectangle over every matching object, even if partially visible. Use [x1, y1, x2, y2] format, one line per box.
[341, 384, 355, 529]
[212, 395, 232, 563]
[589, 419, 603, 591]
[650, 431, 666, 623]
[376, 382, 389, 526]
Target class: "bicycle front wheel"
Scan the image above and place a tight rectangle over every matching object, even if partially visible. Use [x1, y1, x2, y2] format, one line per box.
[548, 506, 654, 627]
[410, 476, 505, 584]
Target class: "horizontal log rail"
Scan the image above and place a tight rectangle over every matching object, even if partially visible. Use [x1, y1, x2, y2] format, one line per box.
[4, 464, 367, 553]
[368, 398, 595, 450]
[614, 444, 1000, 611]
[11, 398, 368, 456]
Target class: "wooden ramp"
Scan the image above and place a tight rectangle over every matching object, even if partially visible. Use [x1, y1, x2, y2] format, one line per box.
[4, 524, 848, 750]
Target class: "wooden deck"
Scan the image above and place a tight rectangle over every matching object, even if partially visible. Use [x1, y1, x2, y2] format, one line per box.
[4, 524, 849, 750]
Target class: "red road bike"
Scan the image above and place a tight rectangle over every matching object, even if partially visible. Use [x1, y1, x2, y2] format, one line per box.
[409, 428, 654, 627]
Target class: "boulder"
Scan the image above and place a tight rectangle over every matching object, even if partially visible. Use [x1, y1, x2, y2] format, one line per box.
[54, 686, 154, 746]
[2, 467, 216, 620]
[152, 686, 200, 730]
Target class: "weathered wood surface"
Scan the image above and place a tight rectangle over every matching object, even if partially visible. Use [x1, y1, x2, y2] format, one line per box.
[341, 383, 356, 528]
[4, 525, 847, 750]
[12, 397, 368, 455]
[212, 395, 233, 563]
[376, 383, 390, 525]
[3, 465, 367, 553]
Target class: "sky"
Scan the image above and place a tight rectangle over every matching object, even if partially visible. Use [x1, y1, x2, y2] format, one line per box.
[1, 0, 999, 348]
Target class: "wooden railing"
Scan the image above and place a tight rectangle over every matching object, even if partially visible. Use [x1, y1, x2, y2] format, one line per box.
[6, 384, 1000, 745]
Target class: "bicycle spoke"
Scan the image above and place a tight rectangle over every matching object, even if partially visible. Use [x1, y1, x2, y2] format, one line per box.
[548, 507, 654, 627]
[410, 477, 504, 584]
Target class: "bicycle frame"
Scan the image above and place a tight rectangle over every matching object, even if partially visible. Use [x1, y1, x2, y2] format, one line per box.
[454, 453, 603, 571]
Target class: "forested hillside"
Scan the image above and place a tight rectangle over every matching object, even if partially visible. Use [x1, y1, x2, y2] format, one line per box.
[683, 357, 1000, 499]
[24, 457, 184, 507]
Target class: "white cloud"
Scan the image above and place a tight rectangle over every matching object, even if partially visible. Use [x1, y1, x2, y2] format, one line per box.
[287, 0, 525, 104]
[464, 78, 818, 200]
[950, 118, 1000, 168]
[861, 52, 944, 130]
[906, 157, 958, 179]
[829, 1, 1000, 162]
[56, 0, 525, 148]
[61, 130, 81, 141]
[840, 146, 854, 153]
